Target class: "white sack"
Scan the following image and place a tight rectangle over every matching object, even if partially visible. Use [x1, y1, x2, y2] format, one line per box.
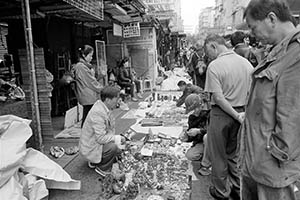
[0, 115, 32, 188]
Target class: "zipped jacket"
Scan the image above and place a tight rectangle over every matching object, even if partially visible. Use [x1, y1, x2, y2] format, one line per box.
[240, 29, 300, 187]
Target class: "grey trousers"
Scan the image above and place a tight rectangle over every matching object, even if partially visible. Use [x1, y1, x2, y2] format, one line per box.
[97, 142, 121, 171]
[207, 106, 242, 198]
[241, 175, 296, 200]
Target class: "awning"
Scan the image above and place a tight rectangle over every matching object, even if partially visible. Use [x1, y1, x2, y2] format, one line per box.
[0, 0, 104, 22]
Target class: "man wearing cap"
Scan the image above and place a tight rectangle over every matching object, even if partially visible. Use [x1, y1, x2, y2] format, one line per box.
[180, 93, 211, 176]
[204, 34, 253, 199]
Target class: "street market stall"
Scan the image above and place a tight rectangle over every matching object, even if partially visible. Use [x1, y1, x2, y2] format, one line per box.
[98, 91, 194, 200]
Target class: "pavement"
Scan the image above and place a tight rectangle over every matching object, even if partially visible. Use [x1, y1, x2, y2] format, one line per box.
[45, 92, 300, 200]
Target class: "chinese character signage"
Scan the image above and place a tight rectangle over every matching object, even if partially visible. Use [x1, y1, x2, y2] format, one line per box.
[123, 22, 141, 38]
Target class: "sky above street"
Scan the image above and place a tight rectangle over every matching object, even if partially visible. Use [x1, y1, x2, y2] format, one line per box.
[181, 0, 215, 33]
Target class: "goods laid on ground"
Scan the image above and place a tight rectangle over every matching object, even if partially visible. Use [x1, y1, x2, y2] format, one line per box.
[98, 133, 192, 200]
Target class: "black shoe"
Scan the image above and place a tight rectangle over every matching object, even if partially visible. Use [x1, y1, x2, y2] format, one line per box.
[229, 189, 240, 200]
[209, 186, 229, 200]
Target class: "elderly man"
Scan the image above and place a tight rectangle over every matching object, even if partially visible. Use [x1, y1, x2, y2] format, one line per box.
[241, 0, 300, 199]
[79, 86, 125, 177]
[204, 34, 253, 200]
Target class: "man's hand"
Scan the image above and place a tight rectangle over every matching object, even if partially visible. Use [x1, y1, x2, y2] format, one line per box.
[236, 112, 245, 123]
[186, 128, 199, 137]
[179, 131, 189, 142]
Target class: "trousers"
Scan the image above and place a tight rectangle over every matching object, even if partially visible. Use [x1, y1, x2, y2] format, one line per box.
[241, 175, 296, 200]
[207, 105, 242, 198]
[97, 142, 121, 171]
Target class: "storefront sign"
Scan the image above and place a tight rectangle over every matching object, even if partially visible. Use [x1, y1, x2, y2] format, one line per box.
[113, 23, 122, 37]
[63, 0, 103, 20]
[123, 22, 141, 38]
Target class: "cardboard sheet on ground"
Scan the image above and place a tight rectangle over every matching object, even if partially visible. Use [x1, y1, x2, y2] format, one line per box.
[64, 104, 83, 129]
[130, 121, 183, 139]
[55, 122, 81, 139]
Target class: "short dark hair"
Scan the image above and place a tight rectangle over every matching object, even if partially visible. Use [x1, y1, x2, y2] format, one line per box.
[190, 46, 196, 51]
[177, 80, 187, 87]
[204, 34, 226, 47]
[230, 31, 247, 47]
[244, 0, 295, 23]
[100, 86, 120, 101]
[119, 57, 129, 68]
[78, 45, 94, 60]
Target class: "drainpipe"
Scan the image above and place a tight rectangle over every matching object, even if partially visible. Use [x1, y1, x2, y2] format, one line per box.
[21, 0, 43, 151]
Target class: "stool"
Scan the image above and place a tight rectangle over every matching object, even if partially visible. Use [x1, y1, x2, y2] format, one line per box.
[143, 79, 153, 92]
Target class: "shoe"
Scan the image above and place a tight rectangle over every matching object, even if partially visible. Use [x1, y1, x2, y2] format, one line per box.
[65, 146, 79, 155]
[209, 186, 229, 200]
[137, 93, 143, 99]
[131, 97, 138, 102]
[95, 166, 111, 177]
[198, 165, 211, 176]
[119, 101, 129, 111]
[88, 162, 97, 169]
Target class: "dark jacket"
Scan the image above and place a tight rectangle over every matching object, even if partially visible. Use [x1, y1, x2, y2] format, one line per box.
[187, 110, 209, 146]
[117, 67, 132, 85]
[240, 29, 300, 187]
[234, 44, 258, 67]
[176, 83, 202, 107]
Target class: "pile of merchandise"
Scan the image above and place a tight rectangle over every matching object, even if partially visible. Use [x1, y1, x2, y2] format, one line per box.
[98, 132, 192, 200]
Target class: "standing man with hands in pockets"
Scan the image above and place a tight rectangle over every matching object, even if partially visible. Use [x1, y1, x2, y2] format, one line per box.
[204, 34, 253, 200]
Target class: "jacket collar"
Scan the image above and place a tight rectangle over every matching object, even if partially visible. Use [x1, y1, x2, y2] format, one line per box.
[266, 28, 300, 62]
[79, 58, 93, 69]
[253, 28, 300, 74]
[217, 50, 235, 58]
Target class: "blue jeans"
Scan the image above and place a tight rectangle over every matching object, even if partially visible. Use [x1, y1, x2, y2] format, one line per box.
[241, 175, 296, 200]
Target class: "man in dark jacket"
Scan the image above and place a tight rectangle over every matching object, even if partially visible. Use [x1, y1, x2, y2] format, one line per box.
[241, 1, 300, 199]
[230, 31, 258, 67]
[176, 80, 202, 107]
[179, 94, 211, 176]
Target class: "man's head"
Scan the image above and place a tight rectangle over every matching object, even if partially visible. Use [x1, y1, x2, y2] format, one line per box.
[204, 34, 228, 60]
[100, 86, 121, 110]
[185, 94, 203, 114]
[230, 31, 249, 47]
[177, 80, 187, 91]
[244, 0, 295, 45]
[189, 46, 196, 52]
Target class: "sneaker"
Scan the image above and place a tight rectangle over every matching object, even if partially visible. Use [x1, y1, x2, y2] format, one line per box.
[119, 101, 129, 111]
[131, 97, 138, 102]
[137, 93, 143, 99]
[209, 186, 229, 200]
[198, 165, 211, 176]
[95, 166, 111, 177]
[88, 162, 97, 169]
